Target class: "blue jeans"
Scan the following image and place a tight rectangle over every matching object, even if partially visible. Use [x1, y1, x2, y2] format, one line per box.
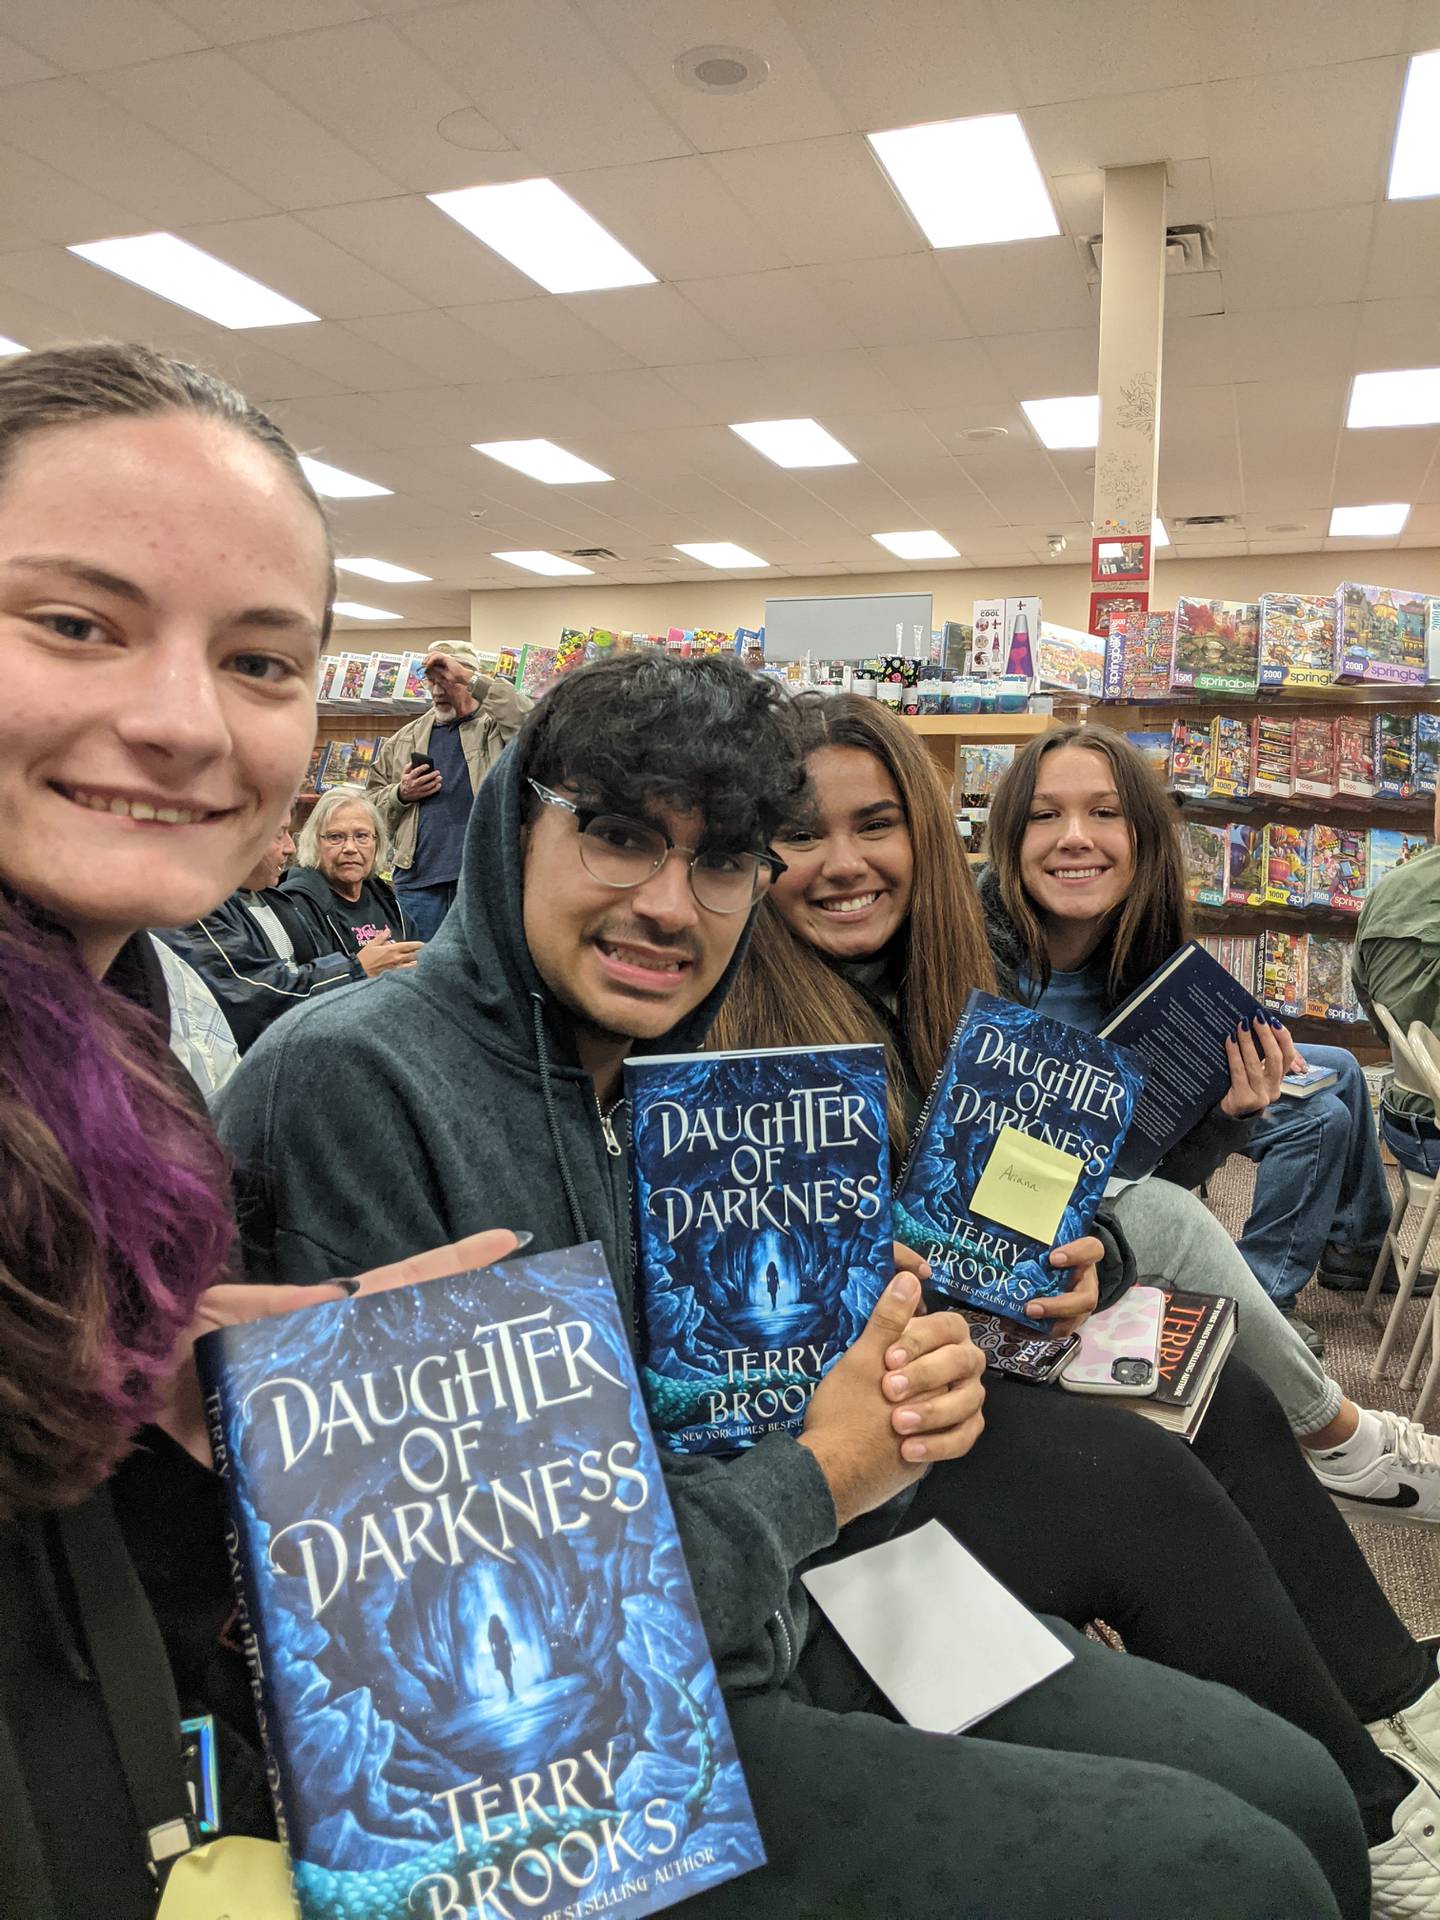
[1237, 1045, 1393, 1307]
[392, 877, 457, 942]
[1382, 1109, 1440, 1178]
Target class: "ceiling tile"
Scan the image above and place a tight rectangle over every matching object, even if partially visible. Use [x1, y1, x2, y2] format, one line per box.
[0, 142, 144, 250]
[231, 19, 516, 192]
[1368, 201, 1440, 301]
[798, 254, 972, 349]
[3, 77, 270, 226]
[1028, 86, 1209, 174]
[939, 236, 1097, 336]
[1353, 298, 1440, 367]
[1332, 424, 1440, 500]
[165, 0, 372, 38]
[569, 0, 849, 150]
[297, 197, 539, 307]
[181, 214, 422, 319]
[394, 0, 692, 170]
[350, 306, 554, 383]
[1221, 307, 1360, 385]
[1206, 60, 1403, 217]
[564, 284, 745, 367]
[452, 297, 641, 376]
[981, 326, 1099, 393]
[268, 319, 461, 392]
[564, 367, 714, 430]
[1051, 156, 1215, 240]
[1199, 0, 1408, 81]
[708, 135, 920, 265]
[865, 339, 1005, 411]
[553, 155, 790, 281]
[678, 267, 861, 354]
[1219, 205, 1375, 310]
[1163, 314, 1233, 387]
[0, 32, 57, 83]
[2, 0, 203, 71]
[96, 51, 403, 208]
[1234, 378, 1346, 511]
[992, 0, 1206, 104]
[778, 0, 1018, 125]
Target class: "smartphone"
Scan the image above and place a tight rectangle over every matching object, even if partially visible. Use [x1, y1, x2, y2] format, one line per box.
[961, 1311, 1080, 1384]
[1059, 1286, 1166, 1396]
[409, 752, 435, 772]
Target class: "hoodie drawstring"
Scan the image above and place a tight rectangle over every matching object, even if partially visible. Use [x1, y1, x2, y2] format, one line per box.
[530, 991, 589, 1245]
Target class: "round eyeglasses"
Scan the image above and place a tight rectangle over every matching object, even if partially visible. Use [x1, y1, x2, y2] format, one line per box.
[528, 780, 786, 914]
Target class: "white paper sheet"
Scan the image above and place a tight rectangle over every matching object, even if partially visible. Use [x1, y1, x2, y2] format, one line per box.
[802, 1519, 1074, 1734]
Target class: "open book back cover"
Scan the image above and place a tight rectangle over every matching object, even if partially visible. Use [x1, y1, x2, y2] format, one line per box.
[196, 1243, 764, 1920]
[626, 1044, 890, 1455]
[1099, 942, 1267, 1180]
[894, 991, 1142, 1321]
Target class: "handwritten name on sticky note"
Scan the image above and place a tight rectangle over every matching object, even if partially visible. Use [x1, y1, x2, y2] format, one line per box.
[970, 1124, 1082, 1242]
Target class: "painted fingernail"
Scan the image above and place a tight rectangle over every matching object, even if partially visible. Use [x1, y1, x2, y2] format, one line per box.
[332, 1277, 362, 1296]
[508, 1230, 535, 1249]
[895, 1408, 923, 1432]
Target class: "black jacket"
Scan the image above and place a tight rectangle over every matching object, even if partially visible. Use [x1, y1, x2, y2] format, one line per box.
[158, 889, 359, 1052]
[975, 864, 1255, 1191]
[277, 864, 413, 959]
[0, 935, 270, 1920]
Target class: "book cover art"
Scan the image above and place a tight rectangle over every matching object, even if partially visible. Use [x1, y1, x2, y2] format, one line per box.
[1227, 823, 1266, 906]
[396, 653, 430, 704]
[1292, 716, 1337, 798]
[1170, 598, 1260, 694]
[1180, 821, 1229, 907]
[1155, 1291, 1236, 1409]
[516, 644, 559, 700]
[299, 743, 325, 797]
[318, 740, 355, 791]
[626, 1045, 890, 1455]
[335, 654, 369, 703]
[1169, 720, 1213, 798]
[1209, 715, 1252, 800]
[316, 655, 342, 703]
[894, 993, 1141, 1322]
[1305, 936, 1353, 1021]
[362, 654, 403, 705]
[197, 1244, 765, 1920]
[1375, 712, 1417, 800]
[1264, 823, 1312, 909]
[1335, 713, 1376, 797]
[1124, 729, 1173, 780]
[554, 629, 589, 677]
[1371, 828, 1432, 888]
[1417, 711, 1440, 796]
[1105, 611, 1175, 701]
[1251, 715, 1295, 797]
[1335, 582, 1429, 684]
[1260, 930, 1306, 1018]
[343, 734, 380, 784]
[1258, 594, 1337, 690]
[1309, 825, 1367, 912]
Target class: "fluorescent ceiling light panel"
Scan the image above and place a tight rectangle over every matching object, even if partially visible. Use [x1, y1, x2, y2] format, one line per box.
[0, 334, 25, 355]
[872, 529, 959, 560]
[1021, 394, 1100, 449]
[68, 233, 317, 328]
[428, 179, 655, 293]
[730, 417, 857, 468]
[472, 438, 612, 484]
[868, 114, 1058, 248]
[332, 600, 401, 620]
[1152, 516, 1170, 548]
[1347, 367, 1440, 428]
[1389, 49, 1440, 200]
[335, 557, 431, 584]
[1328, 503, 1411, 537]
[299, 456, 391, 499]
[674, 541, 769, 568]
[492, 550, 595, 576]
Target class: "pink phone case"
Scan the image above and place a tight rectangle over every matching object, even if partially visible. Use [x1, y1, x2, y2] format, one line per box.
[1059, 1286, 1166, 1395]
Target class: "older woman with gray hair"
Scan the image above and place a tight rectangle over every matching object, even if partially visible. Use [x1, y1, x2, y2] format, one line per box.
[280, 787, 423, 975]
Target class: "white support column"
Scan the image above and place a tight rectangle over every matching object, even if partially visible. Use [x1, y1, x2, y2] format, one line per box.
[1092, 163, 1168, 605]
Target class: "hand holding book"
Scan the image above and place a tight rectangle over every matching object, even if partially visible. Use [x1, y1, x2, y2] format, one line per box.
[1024, 1237, 1103, 1328]
[1217, 1016, 1288, 1117]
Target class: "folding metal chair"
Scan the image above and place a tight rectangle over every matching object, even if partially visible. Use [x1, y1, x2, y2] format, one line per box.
[1365, 1005, 1440, 1385]
[1400, 1021, 1440, 1422]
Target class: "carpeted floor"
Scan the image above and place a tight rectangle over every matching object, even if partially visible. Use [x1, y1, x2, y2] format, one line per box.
[1203, 1154, 1440, 1638]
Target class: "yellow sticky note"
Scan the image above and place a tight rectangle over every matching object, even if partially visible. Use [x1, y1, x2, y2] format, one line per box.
[156, 1839, 298, 1920]
[969, 1124, 1082, 1242]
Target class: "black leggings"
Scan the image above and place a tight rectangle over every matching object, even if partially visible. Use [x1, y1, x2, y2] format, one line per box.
[900, 1357, 1432, 1844]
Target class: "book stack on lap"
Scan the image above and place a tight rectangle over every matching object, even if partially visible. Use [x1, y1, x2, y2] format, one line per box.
[1140, 1291, 1238, 1440]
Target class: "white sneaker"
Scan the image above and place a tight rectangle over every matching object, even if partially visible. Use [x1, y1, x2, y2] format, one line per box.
[1309, 1410, 1440, 1529]
[1372, 1651, 1440, 1789]
[1370, 1759, 1440, 1919]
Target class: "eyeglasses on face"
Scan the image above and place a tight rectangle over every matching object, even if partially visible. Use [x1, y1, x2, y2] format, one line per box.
[527, 780, 785, 914]
[318, 828, 376, 848]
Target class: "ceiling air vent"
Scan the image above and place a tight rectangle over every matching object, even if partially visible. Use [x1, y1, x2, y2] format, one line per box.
[1084, 222, 1217, 279]
[569, 547, 619, 561]
[1173, 513, 1239, 529]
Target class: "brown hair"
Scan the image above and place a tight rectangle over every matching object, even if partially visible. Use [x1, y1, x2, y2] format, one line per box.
[984, 722, 1189, 1004]
[710, 693, 996, 1157]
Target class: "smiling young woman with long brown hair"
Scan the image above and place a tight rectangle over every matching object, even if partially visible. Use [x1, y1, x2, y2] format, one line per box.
[712, 690, 1440, 1905]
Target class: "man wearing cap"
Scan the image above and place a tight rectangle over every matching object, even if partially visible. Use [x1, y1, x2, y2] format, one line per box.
[369, 642, 532, 939]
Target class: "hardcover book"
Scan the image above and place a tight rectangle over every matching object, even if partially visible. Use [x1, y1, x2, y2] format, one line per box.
[1335, 582, 1429, 685]
[1227, 823, 1267, 907]
[1336, 714, 1376, 798]
[1264, 823, 1312, 909]
[1209, 715, 1252, 800]
[1305, 936, 1355, 1022]
[197, 1244, 766, 1920]
[1098, 942, 1269, 1181]
[1170, 598, 1260, 694]
[1180, 821, 1230, 907]
[626, 1044, 890, 1455]
[1309, 825, 1367, 913]
[1138, 1291, 1236, 1440]
[894, 993, 1141, 1323]
[1257, 594, 1337, 691]
[1260, 930, 1307, 1019]
[1251, 715, 1295, 798]
[1419, 712, 1440, 797]
[1292, 717, 1337, 799]
[1169, 720, 1213, 798]
[1375, 712, 1417, 801]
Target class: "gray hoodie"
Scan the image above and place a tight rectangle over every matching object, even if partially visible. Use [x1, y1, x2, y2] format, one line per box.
[215, 741, 839, 1695]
